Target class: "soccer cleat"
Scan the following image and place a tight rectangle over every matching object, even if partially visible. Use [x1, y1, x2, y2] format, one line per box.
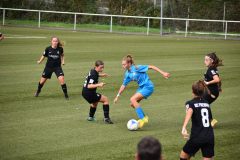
[137, 119, 145, 129]
[64, 93, 69, 100]
[104, 118, 114, 124]
[211, 119, 218, 127]
[34, 91, 40, 97]
[87, 116, 96, 121]
[137, 116, 149, 129]
[142, 116, 149, 124]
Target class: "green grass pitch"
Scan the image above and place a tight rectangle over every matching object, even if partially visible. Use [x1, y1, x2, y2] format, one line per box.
[0, 26, 240, 160]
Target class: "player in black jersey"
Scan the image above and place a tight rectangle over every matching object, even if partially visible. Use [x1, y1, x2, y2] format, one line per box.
[34, 37, 69, 99]
[180, 80, 214, 160]
[203, 52, 223, 126]
[82, 60, 113, 124]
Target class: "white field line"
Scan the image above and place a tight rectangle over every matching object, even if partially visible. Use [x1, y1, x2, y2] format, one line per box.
[6, 36, 47, 39]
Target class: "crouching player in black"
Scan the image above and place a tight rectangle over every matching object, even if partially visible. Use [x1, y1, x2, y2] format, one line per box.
[82, 60, 113, 124]
[180, 80, 214, 160]
[34, 36, 69, 99]
[203, 52, 223, 127]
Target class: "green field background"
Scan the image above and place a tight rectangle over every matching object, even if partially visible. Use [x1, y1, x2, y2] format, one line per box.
[0, 26, 240, 160]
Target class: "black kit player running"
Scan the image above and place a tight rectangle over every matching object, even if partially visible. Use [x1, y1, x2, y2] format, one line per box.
[82, 60, 113, 124]
[203, 52, 223, 104]
[203, 52, 223, 127]
[35, 37, 69, 99]
[180, 81, 215, 160]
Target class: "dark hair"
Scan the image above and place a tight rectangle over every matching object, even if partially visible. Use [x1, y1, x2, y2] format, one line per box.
[192, 80, 209, 97]
[137, 136, 162, 160]
[51, 36, 64, 47]
[206, 52, 223, 68]
[95, 60, 104, 67]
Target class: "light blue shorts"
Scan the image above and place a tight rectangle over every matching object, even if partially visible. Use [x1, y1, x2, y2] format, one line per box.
[137, 84, 154, 99]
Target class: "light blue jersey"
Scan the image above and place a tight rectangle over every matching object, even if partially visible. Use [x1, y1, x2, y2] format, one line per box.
[123, 65, 154, 98]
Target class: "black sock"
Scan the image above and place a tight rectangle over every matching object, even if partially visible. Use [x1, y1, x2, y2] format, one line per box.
[61, 84, 68, 95]
[103, 104, 110, 118]
[89, 107, 96, 117]
[37, 82, 43, 92]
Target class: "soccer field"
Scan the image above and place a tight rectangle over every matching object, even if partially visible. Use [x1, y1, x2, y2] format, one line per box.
[0, 26, 240, 160]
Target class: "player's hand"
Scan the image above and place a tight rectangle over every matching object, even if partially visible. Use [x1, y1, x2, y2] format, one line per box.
[114, 97, 118, 104]
[204, 81, 209, 85]
[98, 82, 106, 87]
[163, 72, 170, 79]
[37, 60, 41, 64]
[181, 127, 189, 139]
[101, 73, 109, 77]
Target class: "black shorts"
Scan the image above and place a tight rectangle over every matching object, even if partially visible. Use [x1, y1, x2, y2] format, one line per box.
[82, 91, 102, 104]
[42, 67, 64, 79]
[203, 92, 219, 104]
[183, 138, 214, 158]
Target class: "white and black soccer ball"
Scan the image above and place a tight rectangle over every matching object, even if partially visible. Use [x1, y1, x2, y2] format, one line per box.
[127, 119, 138, 131]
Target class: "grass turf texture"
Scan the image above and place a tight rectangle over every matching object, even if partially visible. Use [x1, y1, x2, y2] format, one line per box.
[0, 26, 240, 160]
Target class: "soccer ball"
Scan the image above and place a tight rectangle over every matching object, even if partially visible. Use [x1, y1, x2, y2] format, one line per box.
[127, 119, 139, 131]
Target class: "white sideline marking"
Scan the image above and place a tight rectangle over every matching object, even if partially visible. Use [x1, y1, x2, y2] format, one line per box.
[6, 36, 47, 39]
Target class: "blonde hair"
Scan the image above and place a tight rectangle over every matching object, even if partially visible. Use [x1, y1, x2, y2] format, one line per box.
[51, 36, 64, 48]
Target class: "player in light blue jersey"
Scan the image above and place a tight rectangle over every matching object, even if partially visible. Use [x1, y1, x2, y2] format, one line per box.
[114, 55, 170, 129]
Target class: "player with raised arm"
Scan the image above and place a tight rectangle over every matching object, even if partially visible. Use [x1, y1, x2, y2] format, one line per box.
[114, 55, 170, 129]
[82, 60, 113, 124]
[34, 36, 69, 99]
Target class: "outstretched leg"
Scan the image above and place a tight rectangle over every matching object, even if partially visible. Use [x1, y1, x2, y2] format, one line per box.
[130, 93, 148, 128]
[35, 77, 47, 97]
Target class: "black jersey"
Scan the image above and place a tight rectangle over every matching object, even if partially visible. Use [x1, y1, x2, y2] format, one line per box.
[185, 98, 214, 141]
[82, 69, 99, 93]
[204, 67, 219, 96]
[43, 46, 63, 68]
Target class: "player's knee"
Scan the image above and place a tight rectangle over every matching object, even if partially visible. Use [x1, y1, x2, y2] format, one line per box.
[130, 97, 136, 104]
[102, 96, 109, 104]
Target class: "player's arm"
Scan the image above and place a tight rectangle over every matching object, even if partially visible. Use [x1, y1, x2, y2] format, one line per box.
[61, 53, 65, 65]
[181, 108, 193, 139]
[99, 73, 109, 77]
[87, 82, 105, 89]
[114, 85, 126, 103]
[205, 75, 220, 85]
[37, 55, 45, 64]
[148, 65, 170, 79]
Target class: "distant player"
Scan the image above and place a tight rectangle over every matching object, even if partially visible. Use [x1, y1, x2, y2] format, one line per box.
[34, 36, 69, 99]
[0, 33, 4, 41]
[114, 55, 170, 129]
[180, 80, 214, 160]
[82, 60, 113, 124]
[203, 52, 223, 126]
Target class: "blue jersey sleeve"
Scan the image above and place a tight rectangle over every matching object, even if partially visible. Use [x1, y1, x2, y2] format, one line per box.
[122, 72, 131, 86]
[137, 65, 149, 73]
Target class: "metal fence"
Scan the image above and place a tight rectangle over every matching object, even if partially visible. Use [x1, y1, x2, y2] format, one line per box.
[1, 7, 240, 40]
